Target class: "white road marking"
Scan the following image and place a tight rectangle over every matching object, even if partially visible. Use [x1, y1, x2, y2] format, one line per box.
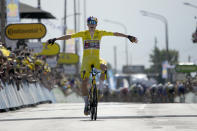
[139, 104, 146, 110]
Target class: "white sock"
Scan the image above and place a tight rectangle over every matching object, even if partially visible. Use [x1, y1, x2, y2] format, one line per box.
[83, 96, 88, 106]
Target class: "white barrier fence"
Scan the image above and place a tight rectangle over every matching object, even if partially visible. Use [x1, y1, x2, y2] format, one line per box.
[0, 80, 56, 112]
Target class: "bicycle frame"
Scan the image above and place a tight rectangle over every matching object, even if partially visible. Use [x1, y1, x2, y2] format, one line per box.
[88, 65, 99, 120]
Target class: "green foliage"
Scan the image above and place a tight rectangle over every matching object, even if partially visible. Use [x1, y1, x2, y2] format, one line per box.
[149, 46, 179, 83]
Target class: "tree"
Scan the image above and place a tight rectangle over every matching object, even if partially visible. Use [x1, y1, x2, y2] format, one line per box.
[148, 46, 179, 83]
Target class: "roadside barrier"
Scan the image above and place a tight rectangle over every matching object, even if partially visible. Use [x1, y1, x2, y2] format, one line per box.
[0, 80, 56, 112]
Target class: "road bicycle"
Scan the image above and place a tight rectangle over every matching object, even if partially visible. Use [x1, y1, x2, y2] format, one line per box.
[87, 64, 106, 120]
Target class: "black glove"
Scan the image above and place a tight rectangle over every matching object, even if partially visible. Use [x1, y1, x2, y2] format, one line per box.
[128, 35, 137, 43]
[48, 38, 57, 45]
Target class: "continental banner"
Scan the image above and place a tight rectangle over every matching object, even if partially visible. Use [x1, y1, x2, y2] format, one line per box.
[58, 53, 79, 64]
[5, 23, 46, 39]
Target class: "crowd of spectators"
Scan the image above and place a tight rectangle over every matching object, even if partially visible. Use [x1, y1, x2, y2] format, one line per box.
[0, 41, 56, 91]
[0, 41, 83, 104]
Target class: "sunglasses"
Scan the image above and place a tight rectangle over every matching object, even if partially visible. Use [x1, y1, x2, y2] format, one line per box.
[87, 20, 97, 25]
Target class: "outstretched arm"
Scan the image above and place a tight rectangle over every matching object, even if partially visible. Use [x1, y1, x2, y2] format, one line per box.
[46, 35, 72, 45]
[113, 32, 128, 37]
[113, 32, 138, 43]
[55, 35, 72, 41]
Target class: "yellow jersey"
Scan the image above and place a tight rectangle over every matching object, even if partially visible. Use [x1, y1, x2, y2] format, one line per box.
[71, 30, 114, 57]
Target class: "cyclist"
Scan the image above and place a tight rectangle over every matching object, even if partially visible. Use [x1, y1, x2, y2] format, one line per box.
[47, 16, 138, 115]
[177, 81, 185, 102]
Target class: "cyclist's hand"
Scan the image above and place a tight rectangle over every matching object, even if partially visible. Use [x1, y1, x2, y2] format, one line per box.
[47, 38, 57, 45]
[128, 35, 138, 43]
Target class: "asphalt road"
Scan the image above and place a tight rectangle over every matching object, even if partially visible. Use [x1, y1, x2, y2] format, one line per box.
[0, 103, 197, 131]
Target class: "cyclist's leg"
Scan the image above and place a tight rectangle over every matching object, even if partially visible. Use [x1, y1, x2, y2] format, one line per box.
[98, 58, 107, 81]
[81, 78, 89, 96]
[80, 57, 91, 97]
[81, 78, 89, 115]
[98, 59, 107, 96]
[92, 58, 106, 100]
[80, 57, 92, 115]
[100, 64, 107, 81]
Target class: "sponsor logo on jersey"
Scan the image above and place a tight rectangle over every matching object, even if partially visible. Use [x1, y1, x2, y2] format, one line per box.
[84, 40, 100, 49]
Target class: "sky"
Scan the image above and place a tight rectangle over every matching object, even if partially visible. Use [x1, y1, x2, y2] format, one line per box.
[19, 0, 197, 70]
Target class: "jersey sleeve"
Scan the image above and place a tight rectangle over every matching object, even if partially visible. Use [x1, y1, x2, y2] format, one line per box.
[100, 30, 114, 37]
[71, 31, 85, 38]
